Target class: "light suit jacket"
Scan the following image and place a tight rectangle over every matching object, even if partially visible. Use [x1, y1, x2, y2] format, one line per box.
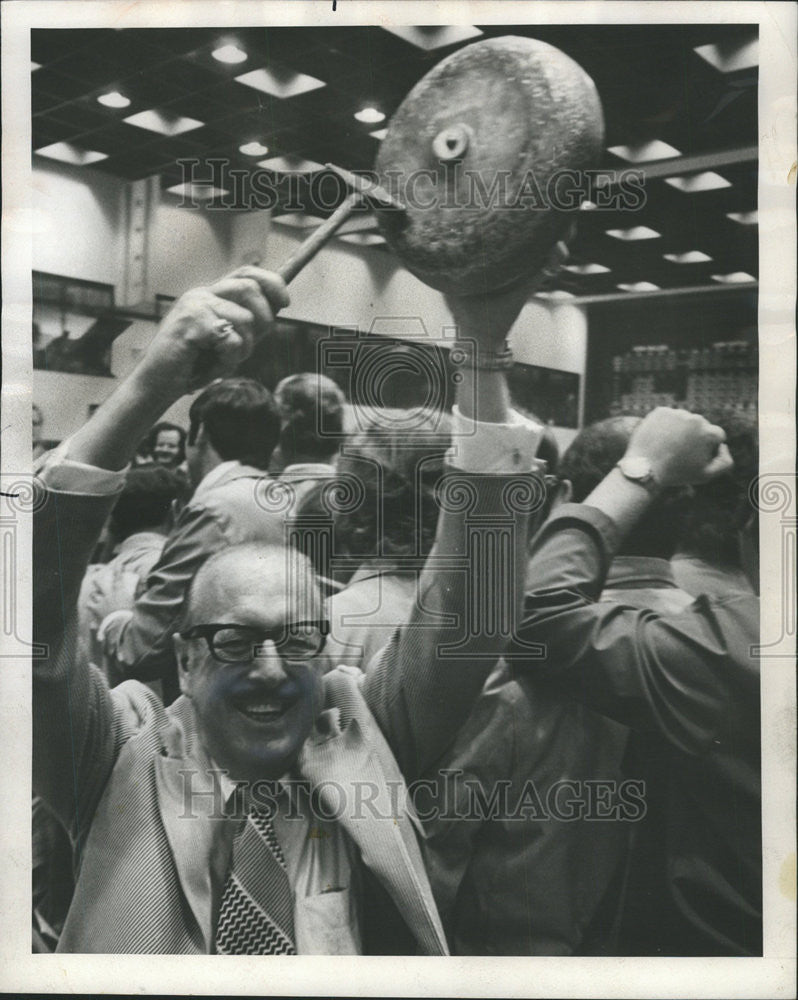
[34, 460, 534, 954]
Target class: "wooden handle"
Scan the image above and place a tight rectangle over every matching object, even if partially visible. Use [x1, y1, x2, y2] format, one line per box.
[277, 192, 362, 284]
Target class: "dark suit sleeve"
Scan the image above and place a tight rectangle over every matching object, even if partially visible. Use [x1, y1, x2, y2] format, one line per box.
[363, 468, 535, 781]
[105, 502, 229, 681]
[33, 483, 133, 846]
[511, 503, 741, 755]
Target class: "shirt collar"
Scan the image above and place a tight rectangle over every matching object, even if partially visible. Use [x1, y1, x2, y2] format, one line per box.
[280, 462, 337, 481]
[192, 460, 246, 502]
[671, 553, 754, 599]
[605, 554, 678, 590]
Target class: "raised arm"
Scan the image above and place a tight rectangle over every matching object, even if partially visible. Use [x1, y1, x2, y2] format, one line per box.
[33, 268, 290, 833]
[511, 407, 746, 754]
[363, 281, 548, 780]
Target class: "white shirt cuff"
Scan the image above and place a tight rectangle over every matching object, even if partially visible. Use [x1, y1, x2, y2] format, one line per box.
[446, 405, 544, 474]
[36, 440, 129, 496]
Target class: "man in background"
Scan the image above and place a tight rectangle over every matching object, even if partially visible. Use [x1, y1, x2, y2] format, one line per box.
[418, 416, 690, 955]
[272, 372, 345, 511]
[100, 376, 283, 700]
[78, 465, 189, 682]
[321, 415, 452, 671]
[671, 411, 758, 598]
[514, 407, 760, 956]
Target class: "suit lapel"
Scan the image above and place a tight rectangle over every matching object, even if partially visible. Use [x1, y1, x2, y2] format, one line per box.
[154, 703, 226, 953]
[300, 670, 449, 955]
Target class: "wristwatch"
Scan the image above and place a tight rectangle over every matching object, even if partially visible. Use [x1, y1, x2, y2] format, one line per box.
[616, 455, 660, 494]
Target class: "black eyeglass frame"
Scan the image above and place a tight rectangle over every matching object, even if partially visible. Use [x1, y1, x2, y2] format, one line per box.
[179, 619, 330, 664]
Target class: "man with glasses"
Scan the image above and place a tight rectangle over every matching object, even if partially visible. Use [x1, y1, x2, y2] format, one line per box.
[33, 265, 543, 954]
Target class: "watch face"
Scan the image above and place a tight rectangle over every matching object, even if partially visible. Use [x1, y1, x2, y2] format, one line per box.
[621, 456, 652, 480]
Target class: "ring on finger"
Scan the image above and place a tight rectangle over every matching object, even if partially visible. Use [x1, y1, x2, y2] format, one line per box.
[212, 318, 236, 338]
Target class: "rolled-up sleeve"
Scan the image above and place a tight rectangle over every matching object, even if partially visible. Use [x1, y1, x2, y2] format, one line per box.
[36, 442, 128, 496]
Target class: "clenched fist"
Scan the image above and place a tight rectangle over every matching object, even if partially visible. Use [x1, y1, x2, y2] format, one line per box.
[625, 407, 733, 487]
[139, 267, 290, 399]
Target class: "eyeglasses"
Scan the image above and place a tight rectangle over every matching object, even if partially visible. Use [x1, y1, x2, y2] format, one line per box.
[180, 620, 330, 664]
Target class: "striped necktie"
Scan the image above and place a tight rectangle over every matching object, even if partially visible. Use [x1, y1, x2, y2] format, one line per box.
[215, 794, 297, 955]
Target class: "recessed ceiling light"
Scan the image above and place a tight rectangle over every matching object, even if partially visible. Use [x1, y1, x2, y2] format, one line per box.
[564, 262, 611, 275]
[272, 213, 325, 229]
[617, 282, 661, 292]
[338, 232, 387, 247]
[124, 109, 203, 136]
[239, 141, 269, 157]
[727, 210, 758, 225]
[257, 154, 324, 174]
[534, 290, 576, 300]
[711, 271, 756, 284]
[664, 250, 713, 264]
[383, 26, 483, 50]
[35, 142, 108, 166]
[606, 226, 661, 240]
[665, 171, 731, 192]
[694, 38, 759, 73]
[355, 107, 385, 125]
[166, 182, 230, 201]
[236, 65, 325, 99]
[608, 140, 681, 162]
[369, 128, 388, 141]
[338, 214, 380, 236]
[212, 43, 248, 64]
[97, 91, 131, 109]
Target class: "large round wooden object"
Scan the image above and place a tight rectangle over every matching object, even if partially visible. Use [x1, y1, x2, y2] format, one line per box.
[374, 36, 604, 296]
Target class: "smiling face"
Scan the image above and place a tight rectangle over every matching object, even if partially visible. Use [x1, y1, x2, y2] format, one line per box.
[153, 429, 183, 468]
[175, 545, 326, 783]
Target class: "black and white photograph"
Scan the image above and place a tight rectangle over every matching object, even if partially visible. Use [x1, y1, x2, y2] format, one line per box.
[1, 1, 795, 996]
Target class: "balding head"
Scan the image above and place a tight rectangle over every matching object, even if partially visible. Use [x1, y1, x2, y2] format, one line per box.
[183, 542, 323, 631]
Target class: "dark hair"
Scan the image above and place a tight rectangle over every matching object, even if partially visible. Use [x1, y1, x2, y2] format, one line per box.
[559, 415, 686, 559]
[188, 377, 280, 470]
[536, 428, 560, 476]
[559, 416, 639, 503]
[146, 422, 186, 462]
[676, 412, 758, 567]
[274, 373, 345, 464]
[109, 466, 190, 540]
[291, 413, 452, 584]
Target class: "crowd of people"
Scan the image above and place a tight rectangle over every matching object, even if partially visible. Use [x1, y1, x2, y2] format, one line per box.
[32, 263, 760, 957]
